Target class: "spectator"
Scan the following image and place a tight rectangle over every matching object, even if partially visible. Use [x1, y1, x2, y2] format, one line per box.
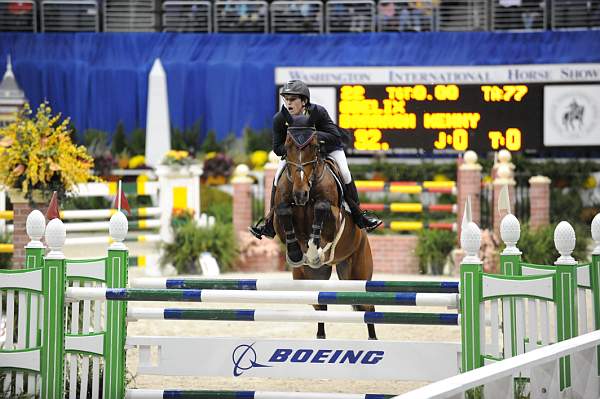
[378, 1, 397, 30]
[398, 1, 424, 31]
[521, 0, 543, 30]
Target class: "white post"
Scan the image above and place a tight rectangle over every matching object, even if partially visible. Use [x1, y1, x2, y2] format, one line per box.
[145, 58, 171, 168]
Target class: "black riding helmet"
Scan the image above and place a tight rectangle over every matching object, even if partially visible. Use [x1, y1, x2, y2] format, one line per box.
[280, 80, 310, 104]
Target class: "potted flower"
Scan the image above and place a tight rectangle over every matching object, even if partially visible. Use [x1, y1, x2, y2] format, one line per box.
[0, 102, 97, 202]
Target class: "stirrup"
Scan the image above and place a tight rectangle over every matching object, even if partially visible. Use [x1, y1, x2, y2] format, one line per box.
[249, 218, 267, 240]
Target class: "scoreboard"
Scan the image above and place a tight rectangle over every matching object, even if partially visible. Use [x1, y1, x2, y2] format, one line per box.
[276, 65, 600, 156]
[338, 83, 536, 153]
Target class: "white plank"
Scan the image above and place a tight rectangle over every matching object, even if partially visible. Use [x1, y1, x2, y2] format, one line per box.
[0, 270, 43, 291]
[15, 291, 27, 392]
[483, 275, 554, 300]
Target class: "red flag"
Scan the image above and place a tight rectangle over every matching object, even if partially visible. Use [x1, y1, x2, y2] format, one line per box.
[46, 191, 60, 220]
[113, 189, 131, 215]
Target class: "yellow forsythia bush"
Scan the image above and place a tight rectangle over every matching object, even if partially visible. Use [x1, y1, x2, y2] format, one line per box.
[0, 102, 97, 198]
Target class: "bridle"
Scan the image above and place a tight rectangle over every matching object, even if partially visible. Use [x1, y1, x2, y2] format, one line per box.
[285, 135, 325, 202]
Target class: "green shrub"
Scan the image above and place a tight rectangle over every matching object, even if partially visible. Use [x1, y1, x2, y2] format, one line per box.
[518, 223, 590, 265]
[415, 229, 456, 275]
[201, 185, 233, 223]
[160, 220, 238, 274]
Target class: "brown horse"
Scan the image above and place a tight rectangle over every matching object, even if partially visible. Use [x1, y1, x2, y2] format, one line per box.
[272, 121, 376, 340]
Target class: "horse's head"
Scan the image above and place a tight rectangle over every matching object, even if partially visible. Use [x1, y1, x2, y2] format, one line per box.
[285, 115, 321, 206]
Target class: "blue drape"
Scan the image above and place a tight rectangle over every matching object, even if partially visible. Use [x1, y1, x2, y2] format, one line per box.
[0, 31, 599, 140]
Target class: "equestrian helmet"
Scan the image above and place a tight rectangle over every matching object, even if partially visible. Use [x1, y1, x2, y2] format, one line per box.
[280, 80, 310, 103]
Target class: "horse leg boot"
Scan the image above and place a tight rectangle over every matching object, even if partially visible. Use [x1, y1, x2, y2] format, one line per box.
[275, 203, 304, 267]
[306, 200, 331, 268]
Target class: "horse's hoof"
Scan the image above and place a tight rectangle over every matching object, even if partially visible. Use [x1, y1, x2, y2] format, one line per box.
[306, 258, 322, 269]
[286, 253, 306, 268]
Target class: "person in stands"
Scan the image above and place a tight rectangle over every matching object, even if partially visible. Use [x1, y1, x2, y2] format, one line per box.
[249, 79, 382, 239]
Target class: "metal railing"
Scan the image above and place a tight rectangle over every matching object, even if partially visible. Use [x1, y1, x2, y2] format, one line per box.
[492, 0, 546, 31]
[214, 0, 268, 33]
[326, 0, 376, 33]
[378, 0, 435, 32]
[104, 0, 157, 31]
[162, 0, 211, 32]
[0, 0, 36, 31]
[552, 0, 600, 30]
[3, 0, 600, 33]
[437, 0, 488, 31]
[41, 0, 99, 32]
[270, 0, 323, 33]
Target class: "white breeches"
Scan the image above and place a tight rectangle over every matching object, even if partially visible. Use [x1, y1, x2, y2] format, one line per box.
[273, 149, 352, 186]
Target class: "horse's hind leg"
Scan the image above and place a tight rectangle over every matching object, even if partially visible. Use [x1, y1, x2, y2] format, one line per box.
[337, 237, 377, 340]
[294, 265, 332, 339]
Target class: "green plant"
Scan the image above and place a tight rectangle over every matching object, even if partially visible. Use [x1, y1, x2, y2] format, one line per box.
[518, 223, 590, 265]
[415, 229, 456, 275]
[172, 121, 202, 155]
[200, 130, 222, 154]
[111, 121, 127, 154]
[244, 127, 272, 153]
[129, 128, 146, 156]
[201, 185, 233, 223]
[161, 220, 238, 274]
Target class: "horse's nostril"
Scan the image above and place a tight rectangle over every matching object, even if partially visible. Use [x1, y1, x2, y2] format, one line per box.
[294, 191, 308, 204]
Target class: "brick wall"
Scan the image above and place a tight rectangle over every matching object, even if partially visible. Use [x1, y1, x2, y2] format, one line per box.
[369, 235, 419, 274]
[529, 177, 551, 230]
[11, 202, 47, 269]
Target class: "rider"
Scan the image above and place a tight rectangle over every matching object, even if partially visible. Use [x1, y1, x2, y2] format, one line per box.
[249, 79, 382, 239]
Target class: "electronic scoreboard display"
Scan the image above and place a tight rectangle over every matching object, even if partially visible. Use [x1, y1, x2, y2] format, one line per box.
[276, 65, 600, 156]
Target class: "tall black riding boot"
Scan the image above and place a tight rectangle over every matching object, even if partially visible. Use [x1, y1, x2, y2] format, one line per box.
[344, 181, 382, 232]
[249, 186, 276, 239]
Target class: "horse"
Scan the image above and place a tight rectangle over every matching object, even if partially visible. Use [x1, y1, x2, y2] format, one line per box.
[272, 117, 377, 340]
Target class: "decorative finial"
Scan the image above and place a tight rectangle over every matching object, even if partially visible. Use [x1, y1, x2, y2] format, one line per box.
[591, 213, 600, 255]
[109, 211, 128, 250]
[26, 210, 45, 248]
[460, 196, 482, 263]
[554, 221, 577, 265]
[500, 214, 521, 255]
[45, 218, 66, 259]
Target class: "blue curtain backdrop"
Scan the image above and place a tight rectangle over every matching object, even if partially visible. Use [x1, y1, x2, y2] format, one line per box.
[0, 31, 599, 140]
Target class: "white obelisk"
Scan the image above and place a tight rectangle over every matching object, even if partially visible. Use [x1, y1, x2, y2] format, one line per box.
[145, 58, 171, 168]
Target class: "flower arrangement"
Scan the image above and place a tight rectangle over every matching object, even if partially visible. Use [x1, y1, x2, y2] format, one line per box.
[162, 150, 196, 167]
[202, 152, 234, 185]
[250, 150, 268, 170]
[128, 155, 146, 169]
[171, 207, 195, 228]
[0, 102, 97, 200]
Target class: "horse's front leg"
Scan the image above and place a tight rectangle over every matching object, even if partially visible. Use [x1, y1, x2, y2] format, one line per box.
[276, 203, 305, 267]
[306, 200, 331, 268]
